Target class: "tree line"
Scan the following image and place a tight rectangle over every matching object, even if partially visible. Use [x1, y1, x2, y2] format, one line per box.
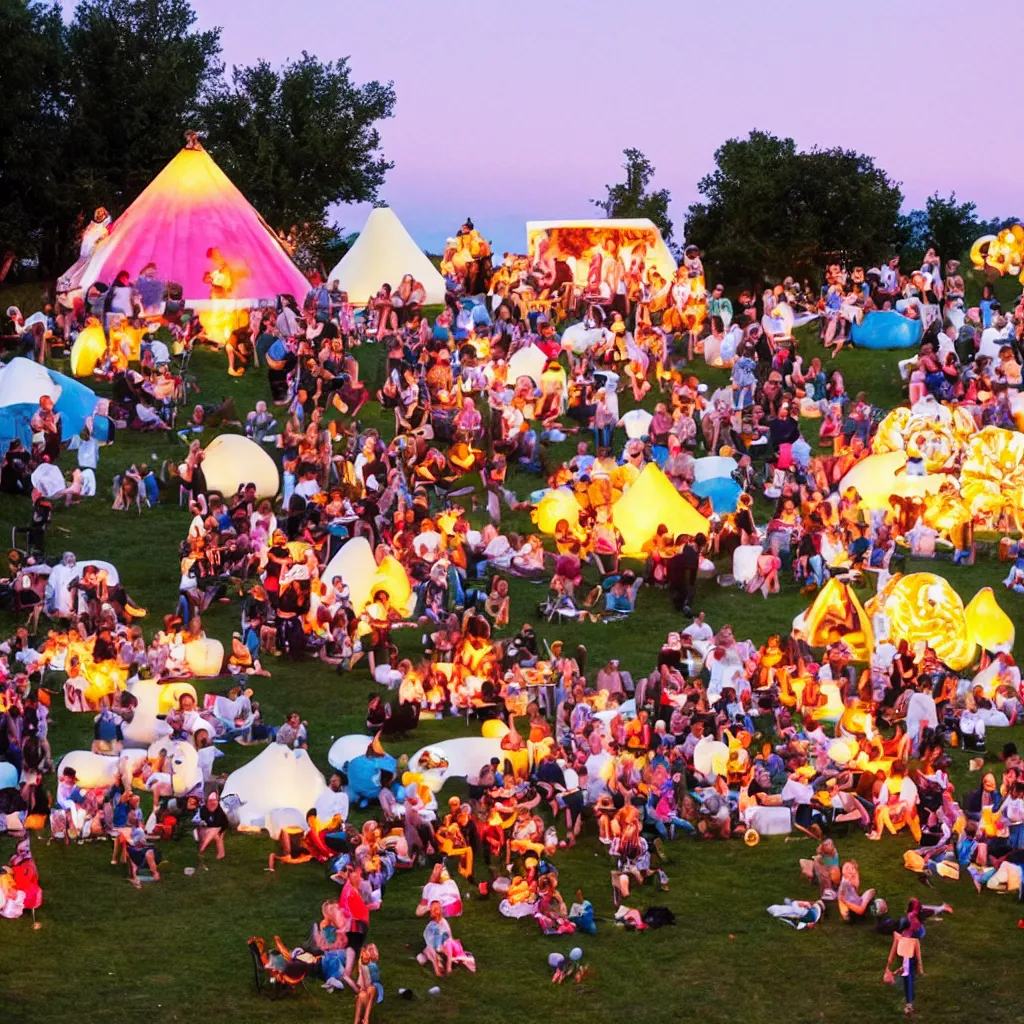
[0, 0, 395, 280]
[595, 133, 1019, 287]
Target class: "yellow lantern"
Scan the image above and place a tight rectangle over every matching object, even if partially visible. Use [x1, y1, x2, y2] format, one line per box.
[827, 739, 859, 766]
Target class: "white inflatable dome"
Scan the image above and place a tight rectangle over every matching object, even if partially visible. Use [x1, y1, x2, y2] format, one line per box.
[732, 544, 762, 585]
[221, 744, 326, 829]
[327, 733, 376, 772]
[121, 677, 173, 748]
[693, 455, 737, 483]
[202, 434, 280, 500]
[57, 749, 147, 790]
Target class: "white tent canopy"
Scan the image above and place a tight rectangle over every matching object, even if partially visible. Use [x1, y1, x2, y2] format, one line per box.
[328, 207, 446, 307]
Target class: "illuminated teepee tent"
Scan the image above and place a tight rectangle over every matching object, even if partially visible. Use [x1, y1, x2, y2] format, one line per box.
[612, 463, 710, 556]
[59, 137, 308, 310]
[327, 207, 446, 306]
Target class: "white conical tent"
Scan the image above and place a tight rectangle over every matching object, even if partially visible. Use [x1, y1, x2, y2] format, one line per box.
[328, 207, 446, 306]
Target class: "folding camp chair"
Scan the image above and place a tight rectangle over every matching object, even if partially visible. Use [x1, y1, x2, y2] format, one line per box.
[247, 937, 311, 998]
[11, 498, 52, 558]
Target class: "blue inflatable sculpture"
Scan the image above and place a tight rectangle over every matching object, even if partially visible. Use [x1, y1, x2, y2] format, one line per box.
[692, 476, 742, 514]
[851, 311, 923, 350]
[344, 751, 397, 807]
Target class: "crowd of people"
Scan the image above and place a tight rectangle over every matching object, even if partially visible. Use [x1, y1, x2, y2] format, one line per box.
[2, 221, 1024, 1019]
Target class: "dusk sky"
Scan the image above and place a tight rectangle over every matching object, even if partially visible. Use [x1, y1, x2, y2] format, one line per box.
[106, 1, 1024, 252]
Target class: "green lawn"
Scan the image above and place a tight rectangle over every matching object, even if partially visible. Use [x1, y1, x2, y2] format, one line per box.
[2, 289, 1024, 1024]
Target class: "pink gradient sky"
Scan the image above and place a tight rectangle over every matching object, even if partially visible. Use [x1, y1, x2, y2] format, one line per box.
[101, 0, 1024, 252]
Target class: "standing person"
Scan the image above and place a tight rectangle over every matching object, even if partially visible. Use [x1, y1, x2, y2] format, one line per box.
[670, 534, 703, 614]
[353, 944, 382, 1024]
[884, 914, 924, 1016]
[265, 331, 296, 406]
[30, 395, 62, 464]
[338, 864, 371, 991]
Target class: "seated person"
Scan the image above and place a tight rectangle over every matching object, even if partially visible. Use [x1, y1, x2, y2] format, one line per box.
[836, 860, 876, 921]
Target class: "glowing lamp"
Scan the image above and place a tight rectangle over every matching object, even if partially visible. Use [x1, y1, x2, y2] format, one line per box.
[812, 681, 845, 723]
[531, 487, 583, 534]
[612, 463, 710, 556]
[481, 719, 510, 740]
[367, 555, 415, 617]
[839, 703, 876, 741]
[798, 579, 875, 660]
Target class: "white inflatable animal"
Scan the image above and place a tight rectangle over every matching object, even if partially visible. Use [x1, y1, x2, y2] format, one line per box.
[221, 744, 326, 830]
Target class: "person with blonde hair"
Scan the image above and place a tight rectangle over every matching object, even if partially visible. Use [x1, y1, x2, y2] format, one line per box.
[837, 860, 877, 921]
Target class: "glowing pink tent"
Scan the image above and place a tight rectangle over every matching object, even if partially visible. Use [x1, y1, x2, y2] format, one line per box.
[59, 140, 308, 309]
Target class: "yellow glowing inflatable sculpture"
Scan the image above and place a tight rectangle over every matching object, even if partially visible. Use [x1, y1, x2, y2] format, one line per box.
[866, 573, 976, 671]
[532, 488, 583, 535]
[321, 536, 415, 617]
[796, 579, 875, 661]
[960, 427, 1024, 525]
[971, 226, 1024, 277]
[965, 588, 1015, 654]
[611, 463, 710, 556]
[838, 451, 945, 511]
[69, 323, 108, 377]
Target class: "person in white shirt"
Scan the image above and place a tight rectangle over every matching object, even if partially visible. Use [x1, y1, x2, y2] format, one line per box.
[682, 611, 714, 646]
[878, 257, 900, 298]
[905, 682, 938, 755]
[148, 337, 171, 366]
[47, 552, 78, 618]
[977, 314, 1010, 363]
[276, 296, 301, 338]
[314, 774, 350, 825]
[195, 732, 224, 783]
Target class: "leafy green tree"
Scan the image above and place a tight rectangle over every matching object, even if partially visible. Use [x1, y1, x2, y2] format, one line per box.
[684, 130, 904, 286]
[923, 192, 979, 264]
[201, 53, 395, 267]
[63, 0, 222, 217]
[592, 148, 675, 246]
[897, 193, 982, 269]
[0, 0, 67, 276]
